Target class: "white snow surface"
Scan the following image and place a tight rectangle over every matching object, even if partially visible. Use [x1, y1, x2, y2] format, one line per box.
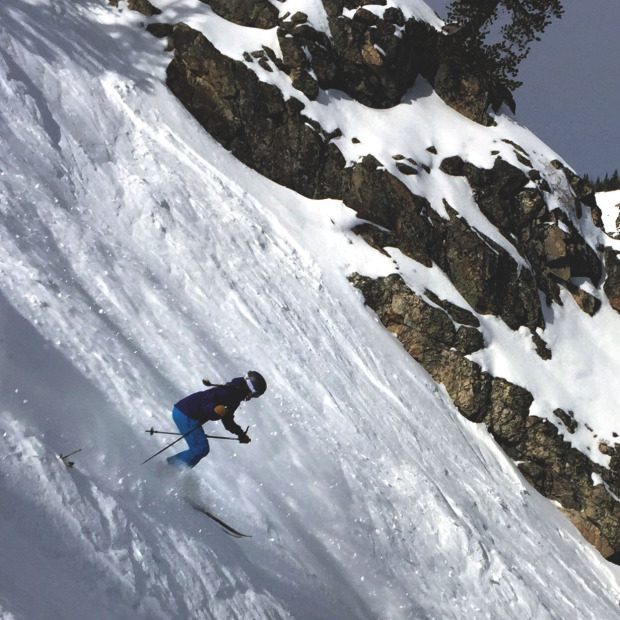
[341, 0, 444, 28]
[1, 1, 620, 618]
[598, 189, 620, 236]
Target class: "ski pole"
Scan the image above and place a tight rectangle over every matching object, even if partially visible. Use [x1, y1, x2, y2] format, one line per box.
[60, 448, 82, 460]
[144, 427, 247, 441]
[207, 427, 249, 441]
[142, 425, 251, 464]
[59, 449, 82, 468]
[145, 427, 181, 436]
[141, 425, 202, 464]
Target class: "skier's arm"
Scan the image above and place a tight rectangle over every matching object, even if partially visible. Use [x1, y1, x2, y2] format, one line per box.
[222, 414, 250, 442]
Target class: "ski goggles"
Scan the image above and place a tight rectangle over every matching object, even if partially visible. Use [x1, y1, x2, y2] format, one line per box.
[245, 376, 261, 398]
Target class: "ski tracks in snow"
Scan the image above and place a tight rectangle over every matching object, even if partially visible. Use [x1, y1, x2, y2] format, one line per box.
[0, 413, 292, 620]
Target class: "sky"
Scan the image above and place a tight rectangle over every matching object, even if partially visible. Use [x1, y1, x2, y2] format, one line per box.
[422, 0, 620, 178]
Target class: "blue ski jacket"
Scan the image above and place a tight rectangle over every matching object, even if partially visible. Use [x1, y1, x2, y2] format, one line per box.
[174, 377, 248, 436]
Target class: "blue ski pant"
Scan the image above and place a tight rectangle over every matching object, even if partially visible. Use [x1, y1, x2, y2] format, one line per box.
[166, 407, 210, 468]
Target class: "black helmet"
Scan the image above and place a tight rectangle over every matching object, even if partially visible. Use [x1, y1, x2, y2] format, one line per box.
[245, 370, 267, 397]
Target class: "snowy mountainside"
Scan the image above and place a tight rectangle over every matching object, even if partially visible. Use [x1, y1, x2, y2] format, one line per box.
[1, 1, 620, 619]
[152, 0, 620, 555]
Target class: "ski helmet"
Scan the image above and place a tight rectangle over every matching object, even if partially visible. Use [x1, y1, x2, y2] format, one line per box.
[245, 370, 267, 397]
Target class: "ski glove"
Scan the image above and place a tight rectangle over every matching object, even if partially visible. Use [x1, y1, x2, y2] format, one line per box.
[238, 433, 251, 444]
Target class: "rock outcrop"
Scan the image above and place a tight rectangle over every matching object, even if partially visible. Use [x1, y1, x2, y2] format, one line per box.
[163, 20, 604, 333]
[162, 0, 513, 117]
[350, 272, 620, 560]
[440, 154, 602, 313]
[431, 54, 514, 125]
[199, 0, 279, 29]
[108, 0, 161, 17]
[604, 247, 620, 314]
[166, 23, 345, 199]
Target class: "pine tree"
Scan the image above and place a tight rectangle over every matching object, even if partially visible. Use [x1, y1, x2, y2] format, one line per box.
[584, 170, 620, 192]
[445, 0, 564, 90]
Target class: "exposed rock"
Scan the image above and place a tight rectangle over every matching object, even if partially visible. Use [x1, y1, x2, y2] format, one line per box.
[565, 281, 601, 317]
[603, 247, 620, 314]
[439, 155, 465, 176]
[442, 208, 543, 330]
[164, 22, 542, 336]
[325, 10, 438, 108]
[351, 271, 620, 559]
[551, 159, 601, 218]
[161, 19, 566, 335]
[531, 331, 552, 360]
[441, 157, 534, 234]
[289, 67, 320, 100]
[455, 325, 485, 355]
[198, 0, 279, 29]
[431, 59, 510, 126]
[280, 4, 491, 113]
[515, 417, 620, 556]
[561, 508, 614, 559]
[108, 0, 162, 17]
[349, 159, 543, 331]
[423, 290, 480, 327]
[430, 34, 516, 125]
[542, 224, 572, 280]
[484, 378, 532, 450]
[554, 408, 578, 434]
[278, 16, 337, 94]
[395, 161, 418, 176]
[165, 23, 345, 199]
[512, 419, 620, 558]
[351, 273, 454, 343]
[346, 155, 441, 267]
[605, 445, 620, 493]
[146, 22, 174, 38]
[351, 272, 500, 423]
[440, 154, 603, 308]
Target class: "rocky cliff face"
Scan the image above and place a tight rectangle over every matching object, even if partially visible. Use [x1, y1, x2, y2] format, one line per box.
[123, 0, 620, 561]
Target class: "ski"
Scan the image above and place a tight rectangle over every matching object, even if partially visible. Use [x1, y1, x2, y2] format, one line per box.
[188, 501, 252, 539]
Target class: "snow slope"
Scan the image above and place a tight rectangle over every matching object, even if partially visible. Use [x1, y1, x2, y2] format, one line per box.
[598, 189, 620, 236]
[1, 0, 620, 618]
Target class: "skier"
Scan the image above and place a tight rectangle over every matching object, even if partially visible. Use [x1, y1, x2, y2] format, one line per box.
[166, 371, 267, 468]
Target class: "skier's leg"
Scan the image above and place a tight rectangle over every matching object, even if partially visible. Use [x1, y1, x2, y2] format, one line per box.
[182, 422, 210, 467]
[167, 407, 210, 468]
